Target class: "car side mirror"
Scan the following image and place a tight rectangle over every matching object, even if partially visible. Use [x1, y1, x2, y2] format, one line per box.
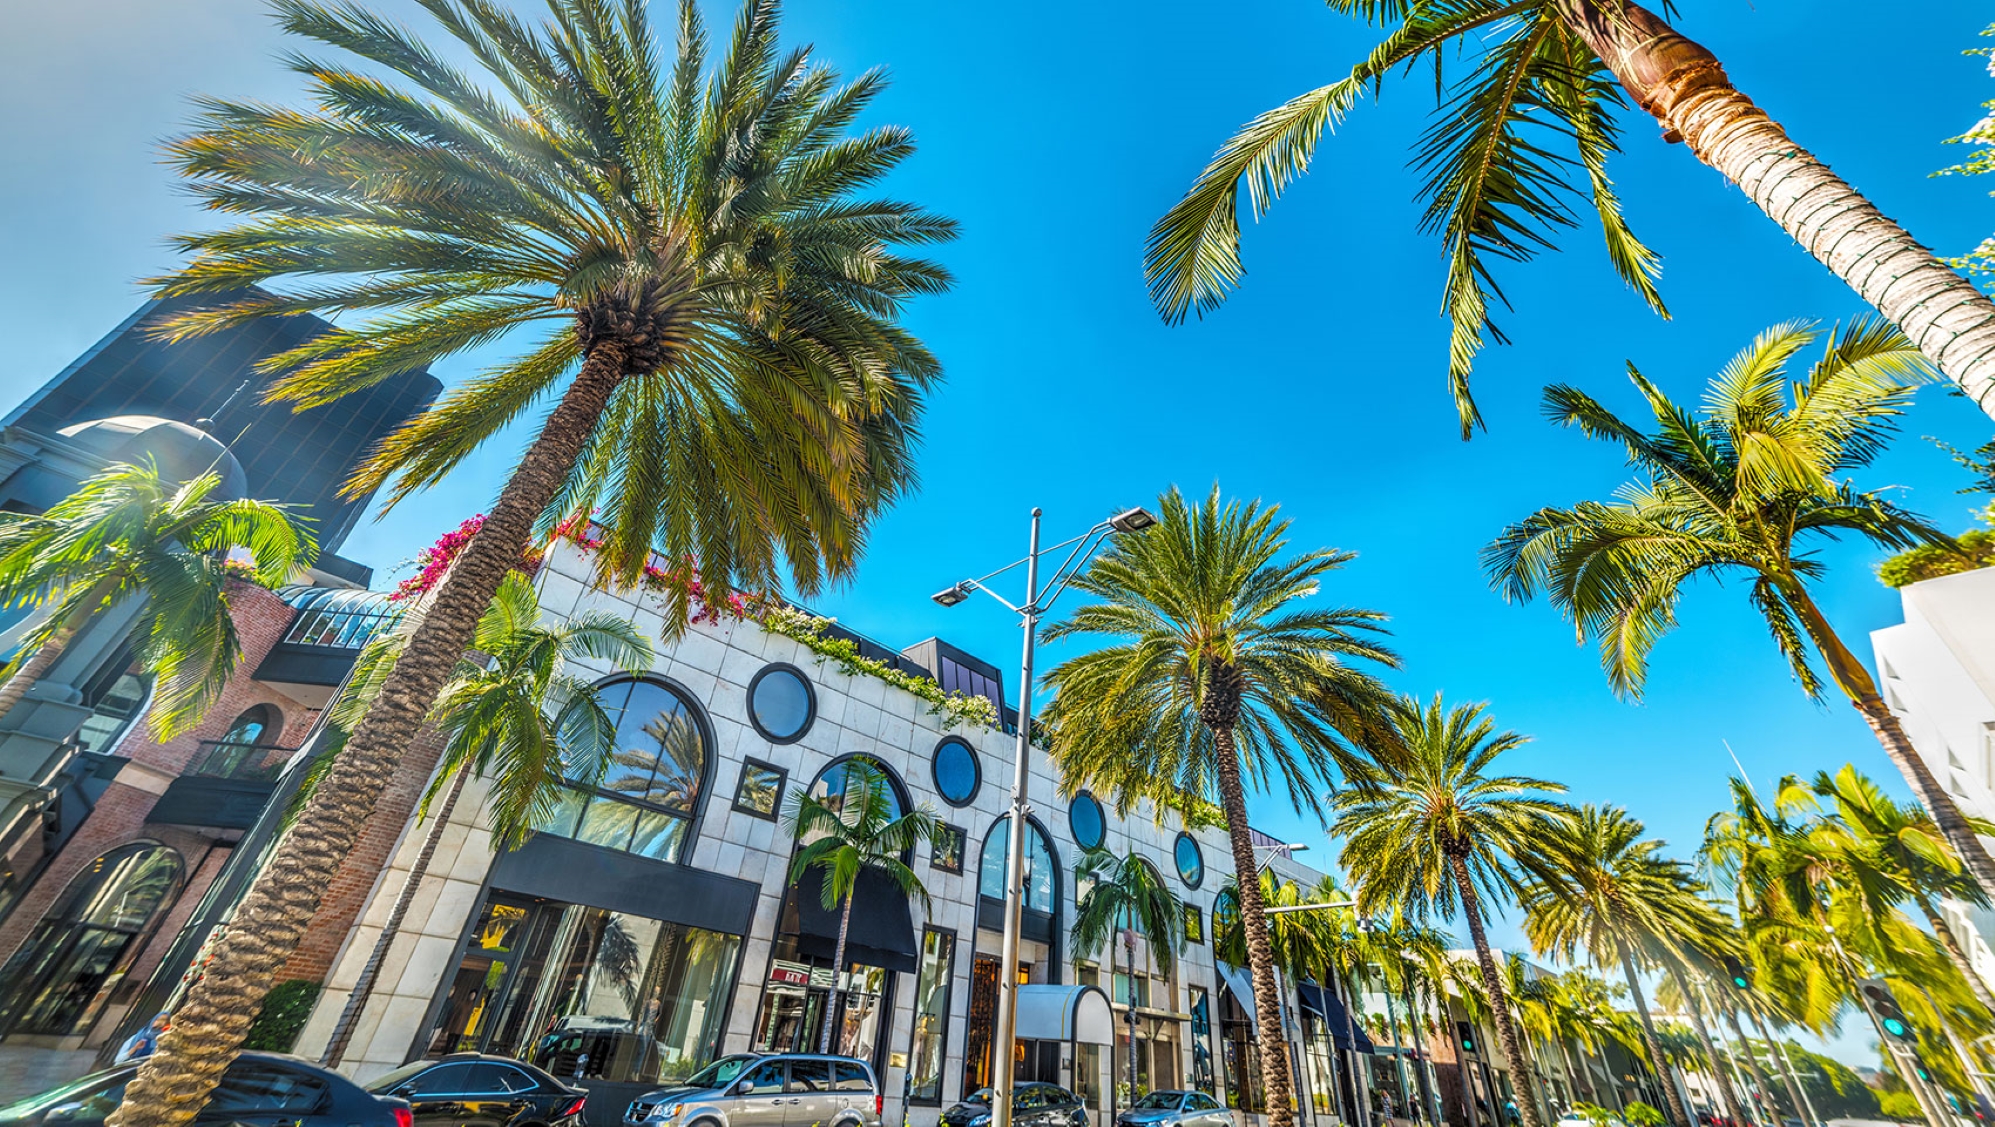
[392, 1084, 417, 1098]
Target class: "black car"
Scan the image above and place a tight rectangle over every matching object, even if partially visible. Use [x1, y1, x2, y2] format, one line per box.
[366, 1054, 588, 1127]
[0, 1051, 411, 1127]
[942, 1084, 1089, 1127]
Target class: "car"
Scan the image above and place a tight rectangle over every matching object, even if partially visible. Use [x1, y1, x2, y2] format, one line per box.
[365, 1054, 588, 1127]
[941, 1083, 1089, 1127]
[621, 1052, 883, 1127]
[1114, 1090, 1227, 1127]
[0, 1050, 412, 1127]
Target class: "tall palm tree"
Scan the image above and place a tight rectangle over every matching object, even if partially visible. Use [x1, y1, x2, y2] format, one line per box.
[1216, 871, 1336, 1118]
[1807, 766, 1995, 1015]
[0, 459, 315, 735]
[1144, 0, 1995, 434]
[320, 571, 652, 1065]
[1522, 805, 1699, 1127]
[113, 0, 951, 1120]
[784, 758, 943, 1053]
[1334, 693, 1571, 1127]
[1483, 320, 1995, 901]
[1074, 848, 1185, 1103]
[1041, 485, 1399, 1127]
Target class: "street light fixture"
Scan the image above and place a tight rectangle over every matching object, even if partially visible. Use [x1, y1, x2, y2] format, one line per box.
[932, 503, 1156, 1127]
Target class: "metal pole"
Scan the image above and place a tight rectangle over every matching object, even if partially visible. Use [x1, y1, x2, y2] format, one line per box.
[1825, 929, 1945, 1127]
[1761, 1016, 1822, 1127]
[990, 508, 1042, 1127]
[1916, 982, 1995, 1110]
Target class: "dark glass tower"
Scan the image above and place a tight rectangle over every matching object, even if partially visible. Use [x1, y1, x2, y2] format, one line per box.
[4, 296, 442, 556]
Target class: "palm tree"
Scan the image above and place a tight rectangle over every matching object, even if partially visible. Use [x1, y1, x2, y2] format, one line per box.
[319, 571, 652, 1066]
[1483, 319, 1995, 901]
[1522, 805, 1699, 1127]
[0, 459, 314, 735]
[1807, 766, 1995, 1015]
[784, 758, 943, 1053]
[1073, 848, 1185, 1104]
[1143, 1, 1995, 434]
[1334, 693, 1571, 1127]
[113, 0, 951, 1119]
[1041, 485, 1398, 1127]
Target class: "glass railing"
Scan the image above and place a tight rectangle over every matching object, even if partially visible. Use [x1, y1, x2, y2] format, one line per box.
[188, 740, 297, 782]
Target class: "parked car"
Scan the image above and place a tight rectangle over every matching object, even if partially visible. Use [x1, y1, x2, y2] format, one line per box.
[942, 1083, 1089, 1127]
[1115, 1091, 1227, 1127]
[0, 1051, 411, 1127]
[365, 1055, 588, 1127]
[621, 1052, 882, 1127]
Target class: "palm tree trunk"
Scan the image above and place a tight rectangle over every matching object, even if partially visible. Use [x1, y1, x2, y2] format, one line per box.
[1619, 951, 1691, 1127]
[1779, 582, 1995, 902]
[0, 624, 76, 724]
[1914, 892, 1995, 1016]
[1746, 1008, 1815, 1127]
[824, 891, 854, 1054]
[108, 341, 631, 1127]
[1666, 965, 1743, 1127]
[1719, 1003, 1777, 1126]
[1211, 724, 1298, 1127]
[321, 764, 470, 1067]
[1552, 0, 1995, 419]
[1446, 855, 1541, 1127]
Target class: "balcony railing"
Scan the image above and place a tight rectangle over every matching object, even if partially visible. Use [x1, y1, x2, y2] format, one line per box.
[188, 740, 297, 782]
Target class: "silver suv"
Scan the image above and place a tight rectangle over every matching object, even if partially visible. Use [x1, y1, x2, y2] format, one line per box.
[624, 1054, 882, 1127]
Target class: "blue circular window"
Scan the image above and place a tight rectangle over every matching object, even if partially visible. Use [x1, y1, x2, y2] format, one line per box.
[1069, 791, 1106, 851]
[1175, 832, 1204, 889]
[747, 664, 815, 743]
[932, 737, 980, 807]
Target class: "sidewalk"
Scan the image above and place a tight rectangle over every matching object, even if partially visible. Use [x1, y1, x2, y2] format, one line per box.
[0, 1043, 99, 1096]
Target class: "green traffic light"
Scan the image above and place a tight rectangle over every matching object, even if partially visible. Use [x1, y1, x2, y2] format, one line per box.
[1883, 1017, 1910, 1038]
[1732, 975, 1750, 990]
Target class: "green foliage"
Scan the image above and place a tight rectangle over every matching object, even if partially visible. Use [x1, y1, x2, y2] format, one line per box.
[1936, 24, 1995, 283]
[1878, 525, 1995, 587]
[784, 758, 945, 915]
[1570, 1104, 1618, 1127]
[759, 605, 998, 730]
[0, 459, 317, 736]
[149, 0, 956, 624]
[241, 980, 321, 1052]
[1876, 1089, 1923, 1121]
[1071, 848, 1185, 978]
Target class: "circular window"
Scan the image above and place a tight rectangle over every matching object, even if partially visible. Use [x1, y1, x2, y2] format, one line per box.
[747, 664, 815, 743]
[932, 737, 981, 807]
[1175, 832, 1205, 889]
[1069, 791, 1106, 852]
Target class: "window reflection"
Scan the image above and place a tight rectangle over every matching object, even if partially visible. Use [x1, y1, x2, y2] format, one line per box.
[535, 678, 706, 863]
[978, 820, 1056, 914]
[908, 929, 955, 1104]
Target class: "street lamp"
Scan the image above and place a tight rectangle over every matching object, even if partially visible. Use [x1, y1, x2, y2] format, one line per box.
[933, 503, 1156, 1127]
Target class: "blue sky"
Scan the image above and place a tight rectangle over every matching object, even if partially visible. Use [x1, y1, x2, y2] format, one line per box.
[5, 0, 1993, 1060]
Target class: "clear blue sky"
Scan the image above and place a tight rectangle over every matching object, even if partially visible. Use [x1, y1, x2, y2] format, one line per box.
[5, 0, 1992, 1060]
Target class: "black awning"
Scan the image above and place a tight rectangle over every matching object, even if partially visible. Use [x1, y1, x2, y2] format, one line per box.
[790, 864, 918, 974]
[1297, 982, 1376, 1054]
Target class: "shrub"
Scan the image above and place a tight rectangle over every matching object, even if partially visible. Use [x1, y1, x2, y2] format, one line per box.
[1877, 1090, 1924, 1122]
[1878, 527, 1995, 587]
[1621, 1103, 1664, 1127]
[242, 979, 321, 1052]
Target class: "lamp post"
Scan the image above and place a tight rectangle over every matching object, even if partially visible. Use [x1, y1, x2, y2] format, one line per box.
[933, 504, 1157, 1127]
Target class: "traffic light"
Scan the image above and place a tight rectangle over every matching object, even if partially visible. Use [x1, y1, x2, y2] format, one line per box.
[1912, 1055, 1934, 1084]
[1858, 978, 1917, 1042]
[1723, 955, 1751, 991]
[1457, 1021, 1478, 1055]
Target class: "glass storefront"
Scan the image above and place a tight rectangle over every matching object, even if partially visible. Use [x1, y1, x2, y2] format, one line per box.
[0, 843, 183, 1036]
[425, 893, 739, 1084]
[907, 929, 955, 1104]
[1189, 987, 1216, 1096]
[750, 934, 896, 1067]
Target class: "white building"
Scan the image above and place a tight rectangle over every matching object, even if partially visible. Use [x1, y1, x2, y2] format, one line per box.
[1869, 564, 1995, 992]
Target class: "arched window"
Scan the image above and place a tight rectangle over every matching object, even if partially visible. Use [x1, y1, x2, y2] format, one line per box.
[979, 818, 1057, 915]
[0, 843, 184, 1036]
[807, 756, 907, 823]
[536, 677, 710, 863]
[218, 704, 281, 749]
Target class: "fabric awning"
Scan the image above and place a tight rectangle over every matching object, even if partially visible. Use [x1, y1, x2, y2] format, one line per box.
[1016, 984, 1115, 1045]
[1216, 961, 1257, 1027]
[790, 865, 918, 973]
[1297, 981, 1376, 1054]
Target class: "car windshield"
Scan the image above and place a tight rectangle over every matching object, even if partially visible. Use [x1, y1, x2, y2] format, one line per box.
[684, 1055, 759, 1089]
[1133, 1093, 1183, 1110]
[966, 1089, 997, 1105]
[0, 1069, 127, 1116]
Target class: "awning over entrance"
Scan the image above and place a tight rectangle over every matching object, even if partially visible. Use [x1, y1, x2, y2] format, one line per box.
[1297, 981, 1376, 1054]
[1216, 961, 1257, 1025]
[1016, 984, 1114, 1045]
[792, 865, 919, 973]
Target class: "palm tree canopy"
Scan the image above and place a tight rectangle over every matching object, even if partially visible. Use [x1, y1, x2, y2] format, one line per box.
[1484, 319, 1946, 700]
[1144, 0, 1671, 434]
[1522, 804, 1712, 973]
[0, 459, 316, 737]
[784, 758, 943, 914]
[1335, 693, 1569, 921]
[1213, 869, 1323, 977]
[1041, 485, 1398, 822]
[1809, 765, 1995, 908]
[1071, 847, 1185, 978]
[152, 0, 955, 621]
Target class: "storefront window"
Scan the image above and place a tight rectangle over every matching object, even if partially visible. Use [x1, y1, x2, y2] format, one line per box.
[751, 935, 896, 1067]
[0, 843, 184, 1036]
[1189, 987, 1215, 1095]
[908, 929, 955, 1104]
[425, 894, 739, 1084]
[1219, 985, 1262, 1112]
